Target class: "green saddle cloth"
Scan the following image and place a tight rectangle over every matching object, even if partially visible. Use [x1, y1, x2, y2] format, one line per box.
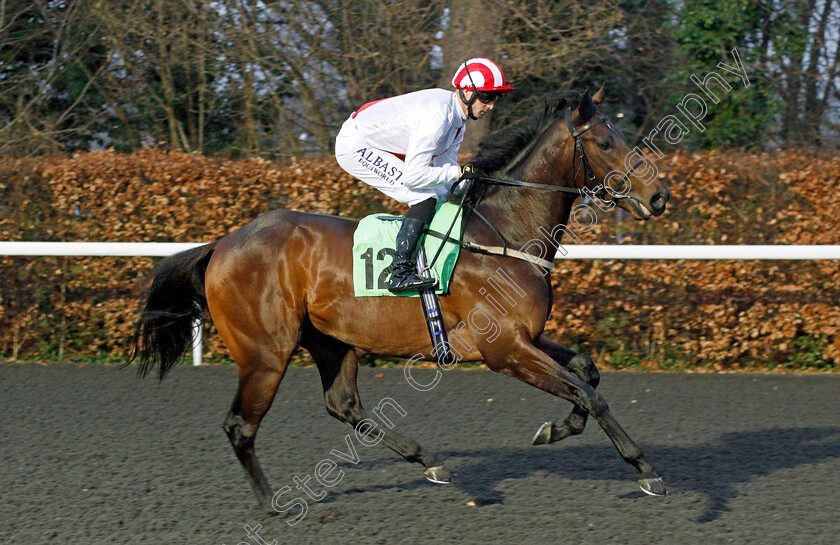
[352, 202, 463, 297]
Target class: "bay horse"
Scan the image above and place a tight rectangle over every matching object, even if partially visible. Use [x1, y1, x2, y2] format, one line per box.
[127, 88, 672, 509]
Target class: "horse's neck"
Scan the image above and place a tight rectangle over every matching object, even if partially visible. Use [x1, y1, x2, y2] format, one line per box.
[468, 122, 576, 252]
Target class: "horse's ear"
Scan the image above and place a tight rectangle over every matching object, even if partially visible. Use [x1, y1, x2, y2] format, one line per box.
[579, 88, 591, 109]
[592, 84, 605, 104]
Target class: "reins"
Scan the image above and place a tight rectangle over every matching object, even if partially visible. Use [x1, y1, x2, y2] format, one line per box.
[424, 106, 634, 273]
[476, 174, 584, 195]
[475, 108, 641, 199]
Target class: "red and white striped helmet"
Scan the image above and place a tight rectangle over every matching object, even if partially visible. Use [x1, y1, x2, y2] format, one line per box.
[451, 58, 514, 93]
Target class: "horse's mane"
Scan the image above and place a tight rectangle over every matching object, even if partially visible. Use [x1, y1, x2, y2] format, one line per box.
[473, 89, 597, 175]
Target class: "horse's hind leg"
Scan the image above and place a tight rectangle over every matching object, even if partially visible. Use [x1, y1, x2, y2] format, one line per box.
[532, 335, 599, 445]
[223, 360, 289, 510]
[303, 323, 451, 484]
[215, 312, 300, 509]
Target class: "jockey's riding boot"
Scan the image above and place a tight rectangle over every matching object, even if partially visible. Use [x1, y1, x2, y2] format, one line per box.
[388, 217, 438, 293]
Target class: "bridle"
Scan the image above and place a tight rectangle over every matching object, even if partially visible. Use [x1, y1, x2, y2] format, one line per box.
[566, 108, 616, 201]
[479, 107, 643, 201]
[429, 106, 645, 269]
[427, 103, 655, 271]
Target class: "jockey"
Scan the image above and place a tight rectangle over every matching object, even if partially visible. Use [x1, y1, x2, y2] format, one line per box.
[335, 57, 514, 293]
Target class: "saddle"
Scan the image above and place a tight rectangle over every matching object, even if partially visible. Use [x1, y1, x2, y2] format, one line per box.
[352, 202, 463, 364]
[351, 203, 463, 298]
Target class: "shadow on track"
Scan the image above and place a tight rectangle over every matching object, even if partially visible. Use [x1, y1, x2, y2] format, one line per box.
[327, 426, 840, 523]
[651, 426, 840, 523]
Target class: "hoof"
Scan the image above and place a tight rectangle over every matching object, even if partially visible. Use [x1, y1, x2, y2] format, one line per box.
[639, 477, 667, 496]
[424, 465, 452, 484]
[532, 422, 554, 445]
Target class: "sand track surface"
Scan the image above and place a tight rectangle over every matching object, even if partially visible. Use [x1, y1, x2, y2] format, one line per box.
[1, 363, 838, 544]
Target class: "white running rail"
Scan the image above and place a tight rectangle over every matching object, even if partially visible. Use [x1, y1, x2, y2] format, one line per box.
[0, 242, 204, 256]
[3, 241, 840, 366]
[1, 242, 207, 366]
[552, 244, 840, 260]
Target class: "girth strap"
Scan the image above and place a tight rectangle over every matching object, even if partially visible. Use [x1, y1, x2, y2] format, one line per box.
[425, 229, 555, 270]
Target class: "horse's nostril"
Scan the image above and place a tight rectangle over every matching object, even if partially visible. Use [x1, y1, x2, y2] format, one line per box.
[650, 194, 666, 212]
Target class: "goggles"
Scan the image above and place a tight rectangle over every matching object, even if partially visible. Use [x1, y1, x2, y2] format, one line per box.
[475, 91, 502, 104]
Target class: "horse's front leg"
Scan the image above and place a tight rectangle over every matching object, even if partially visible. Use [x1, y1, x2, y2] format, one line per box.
[531, 335, 599, 445]
[483, 337, 666, 496]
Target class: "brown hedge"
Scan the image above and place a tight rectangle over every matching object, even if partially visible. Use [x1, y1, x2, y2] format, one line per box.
[0, 148, 837, 371]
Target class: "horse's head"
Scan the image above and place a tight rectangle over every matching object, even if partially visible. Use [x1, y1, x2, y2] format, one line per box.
[566, 87, 671, 220]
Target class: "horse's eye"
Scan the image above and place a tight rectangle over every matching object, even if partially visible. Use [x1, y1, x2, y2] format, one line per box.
[598, 140, 612, 150]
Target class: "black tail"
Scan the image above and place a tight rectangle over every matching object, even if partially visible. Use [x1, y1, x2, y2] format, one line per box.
[125, 241, 219, 380]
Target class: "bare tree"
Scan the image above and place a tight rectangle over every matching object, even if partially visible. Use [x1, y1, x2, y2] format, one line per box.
[2, 1, 837, 155]
[0, 0, 107, 155]
[437, 0, 502, 157]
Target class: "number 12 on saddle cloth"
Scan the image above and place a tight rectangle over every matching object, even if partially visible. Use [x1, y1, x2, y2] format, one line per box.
[352, 203, 463, 297]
